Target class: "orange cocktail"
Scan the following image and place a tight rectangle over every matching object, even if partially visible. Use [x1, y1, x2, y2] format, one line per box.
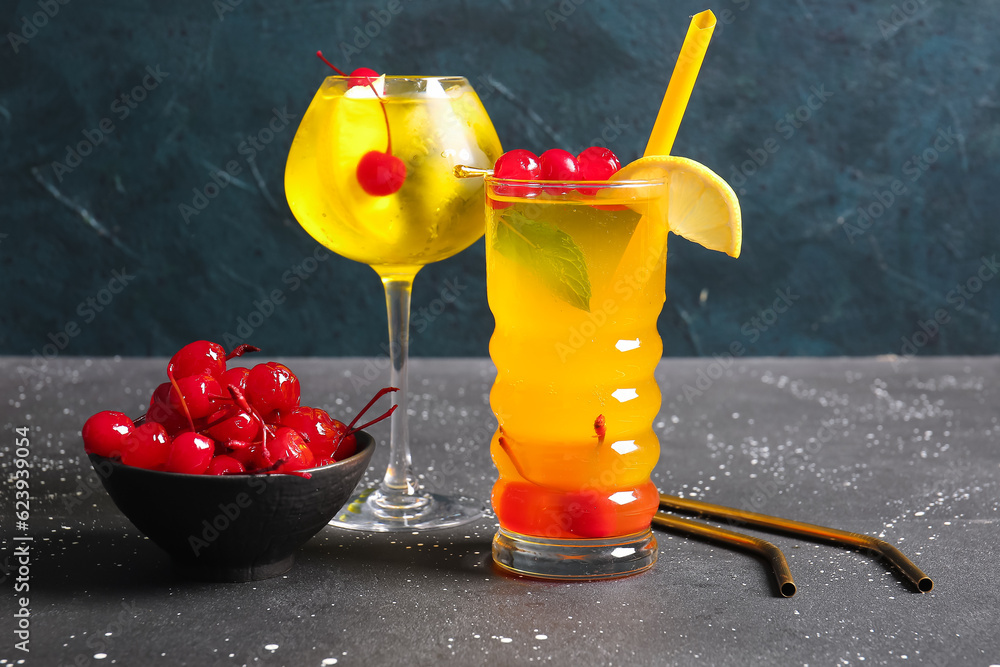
[486, 177, 668, 579]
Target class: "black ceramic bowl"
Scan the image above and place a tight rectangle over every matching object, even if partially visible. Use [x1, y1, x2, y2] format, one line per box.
[88, 431, 374, 582]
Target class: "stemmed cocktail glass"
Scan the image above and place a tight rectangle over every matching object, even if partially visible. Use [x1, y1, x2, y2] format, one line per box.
[285, 74, 502, 531]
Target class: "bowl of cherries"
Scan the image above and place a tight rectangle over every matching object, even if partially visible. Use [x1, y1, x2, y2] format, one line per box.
[82, 341, 395, 582]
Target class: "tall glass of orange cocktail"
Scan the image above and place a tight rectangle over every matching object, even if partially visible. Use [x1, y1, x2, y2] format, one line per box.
[483, 8, 739, 579]
[485, 176, 669, 579]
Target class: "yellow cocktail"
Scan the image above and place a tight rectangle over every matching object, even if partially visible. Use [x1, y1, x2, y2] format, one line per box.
[285, 75, 502, 531]
[286, 76, 500, 273]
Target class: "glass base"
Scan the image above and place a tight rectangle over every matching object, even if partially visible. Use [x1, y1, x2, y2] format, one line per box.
[329, 485, 485, 532]
[492, 527, 657, 580]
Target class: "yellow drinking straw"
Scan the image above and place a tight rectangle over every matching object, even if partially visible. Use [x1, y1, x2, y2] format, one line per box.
[643, 10, 717, 157]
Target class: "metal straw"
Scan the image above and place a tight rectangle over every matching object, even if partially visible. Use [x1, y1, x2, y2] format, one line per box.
[653, 511, 796, 597]
[453, 164, 492, 178]
[659, 493, 933, 593]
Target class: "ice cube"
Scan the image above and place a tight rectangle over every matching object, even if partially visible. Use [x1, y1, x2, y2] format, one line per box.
[344, 74, 385, 99]
[423, 77, 449, 99]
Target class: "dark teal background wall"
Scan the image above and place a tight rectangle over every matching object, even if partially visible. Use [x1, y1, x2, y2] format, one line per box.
[2, 0, 997, 359]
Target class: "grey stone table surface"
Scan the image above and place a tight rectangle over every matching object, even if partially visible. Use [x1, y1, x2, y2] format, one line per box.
[1, 356, 998, 667]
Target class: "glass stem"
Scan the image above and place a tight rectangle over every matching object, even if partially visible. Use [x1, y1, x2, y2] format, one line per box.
[380, 273, 417, 496]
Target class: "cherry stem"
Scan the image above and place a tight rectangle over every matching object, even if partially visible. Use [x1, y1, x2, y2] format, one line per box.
[594, 414, 606, 448]
[226, 384, 254, 415]
[315, 50, 393, 155]
[376, 86, 392, 154]
[166, 369, 196, 432]
[225, 344, 260, 361]
[351, 404, 398, 434]
[345, 386, 399, 433]
[331, 386, 399, 452]
[226, 384, 275, 446]
[497, 431, 536, 485]
[316, 50, 347, 76]
[257, 458, 286, 473]
[256, 458, 313, 479]
[201, 410, 232, 431]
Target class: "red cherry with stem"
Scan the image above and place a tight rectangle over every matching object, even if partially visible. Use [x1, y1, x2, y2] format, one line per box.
[226, 441, 259, 470]
[168, 374, 225, 420]
[146, 382, 189, 435]
[204, 406, 260, 443]
[166, 371, 197, 432]
[167, 341, 260, 381]
[225, 384, 276, 453]
[168, 341, 226, 380]
[121, 422, 171, 470]
[145, 407, 189, 438]
[245, 441, 274, 472]
[348, 67, 379, 89]
[82, 410, 134, 458]
[356, 151, 407, 196]
[148, 382, 172, 412]
[265, 427, 316, 473]
[329, 418, 357, 460]
[206, 455, 246, 475]
[316, 50, 405, 196]
[246, 362, 301, 415]
[164, 432, 215, 474]
[221, 367, 250, 394]
[276, 406, 338, 460]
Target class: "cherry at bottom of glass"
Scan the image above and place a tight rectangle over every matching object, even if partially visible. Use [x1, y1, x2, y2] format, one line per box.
[492, 526, 657, 580]
[329, 482, 485, 532]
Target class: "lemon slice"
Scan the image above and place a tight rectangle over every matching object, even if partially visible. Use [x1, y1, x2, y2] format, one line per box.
[613, 155, 742, 258]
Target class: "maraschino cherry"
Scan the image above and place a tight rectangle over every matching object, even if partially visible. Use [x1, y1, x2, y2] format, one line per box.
[246, 362, 301, 416]
[121, 422, 171, 470]
[490, 149, 541, 209]
[577, 146, 620, 181]
[206, 455, 246, 476]
[316, 51, 406, 196]
[82, 410, 134, 458]
[577, 146, 622, 198]
[168, 341, 259, 380]
[539, 149, 580, 181]
[494, 149, 541, 180]
[164, 432, 215, 474]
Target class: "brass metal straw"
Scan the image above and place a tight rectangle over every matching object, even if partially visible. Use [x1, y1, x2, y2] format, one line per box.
[453, 164, 493, 179]
[659, 493, 933, 593]
[653, 511, 796, 597]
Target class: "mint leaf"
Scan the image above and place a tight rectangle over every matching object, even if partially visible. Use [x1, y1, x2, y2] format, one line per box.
[494, 210, 592, 312]
[542, 205, 642, 278]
